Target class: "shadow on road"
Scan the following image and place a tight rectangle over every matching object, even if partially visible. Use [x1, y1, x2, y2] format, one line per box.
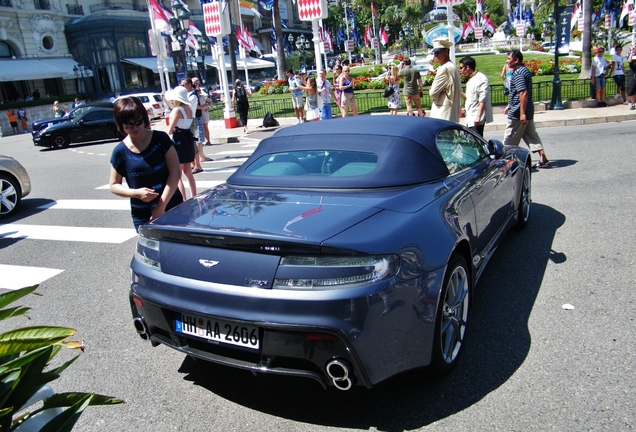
[177, 203, 566, 431]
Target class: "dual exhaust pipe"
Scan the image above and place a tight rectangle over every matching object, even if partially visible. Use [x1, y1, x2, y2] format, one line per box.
[326, 359, 353, 391]
[134, 317, 354, 390]
[133, 317, 149, 340]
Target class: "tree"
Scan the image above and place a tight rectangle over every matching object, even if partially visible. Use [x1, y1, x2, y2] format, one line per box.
[274, 0, 286, 79]
[579, 0, 593, 79]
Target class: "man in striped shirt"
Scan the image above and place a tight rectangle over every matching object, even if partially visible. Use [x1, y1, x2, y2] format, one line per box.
[503, 50, 550, 168]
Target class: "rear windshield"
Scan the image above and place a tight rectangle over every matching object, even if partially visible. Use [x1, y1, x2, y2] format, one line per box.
[245, 151, 378, 177]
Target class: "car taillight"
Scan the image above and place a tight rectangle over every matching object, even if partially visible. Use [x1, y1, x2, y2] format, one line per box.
[273, 255, 399, 290]
[135, 234, 161, 271]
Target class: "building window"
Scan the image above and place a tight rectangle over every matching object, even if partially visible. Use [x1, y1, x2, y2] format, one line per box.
[0, 41, 16, 58]
[34, 0, 51, 10]
[118, 36, 147, 58]
[42, 36, 54, 50]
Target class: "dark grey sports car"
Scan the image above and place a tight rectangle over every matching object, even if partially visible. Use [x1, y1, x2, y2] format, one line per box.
[130, 116, 531, 390]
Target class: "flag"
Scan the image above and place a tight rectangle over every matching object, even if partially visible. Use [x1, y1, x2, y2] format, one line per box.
[571, 1, 581, 29]
[148, 0, 171, 32]
[345, 5, 356, 30]
[280, 18, 288, 29]
[380, 27, 389, 46]
[257, 0, 274, 10]
[371, 2, 376, 17]
[239, 0, 262, 17]
[336, 27, 346, 48]
[461, 23, 473, 39]
[483, 14, 496, 34]
[525, 6, 535, 28]
[469, 15, 478, 30]
[327, 29, 334, 52]
[619, 0, 632, 27]
[476, 0, 483, 15]
[351, 29, 362, 47]
[364, 25, 373, 47]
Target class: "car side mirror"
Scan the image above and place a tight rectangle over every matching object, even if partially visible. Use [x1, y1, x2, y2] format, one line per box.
[488, 139, 505, 159]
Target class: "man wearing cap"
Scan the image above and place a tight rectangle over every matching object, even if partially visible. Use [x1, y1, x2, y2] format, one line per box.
[429, 38, 461, 123]
[503, 49, 550, 168]
[398, 58, 425, 116]
[459, 56, 493, 137]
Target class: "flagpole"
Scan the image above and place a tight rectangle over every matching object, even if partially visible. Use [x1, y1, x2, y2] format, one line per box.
[236, 0, 250, 89]
[447, 4, 455, 63]
[344, 1, 352, 64]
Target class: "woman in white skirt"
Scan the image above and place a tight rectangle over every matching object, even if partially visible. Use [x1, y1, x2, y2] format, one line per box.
[299, 77, 321, 122]
[387, 66, 401, 115]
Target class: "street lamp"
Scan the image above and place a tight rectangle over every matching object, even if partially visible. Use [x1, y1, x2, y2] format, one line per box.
[289, 34, 311, 72]
[169, 0, 191, 78]
[399, 30, 404, 56]
[196, 34, 210, 84]
[403, 23, 414, 56]
[548, 3, 563, 110]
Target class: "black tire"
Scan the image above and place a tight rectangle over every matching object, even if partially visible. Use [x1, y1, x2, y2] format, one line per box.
[430, 254, 470, 375]
[52, 133, 70, 149]
[516, 164, 531, 229]
[0, 174, 21, 219]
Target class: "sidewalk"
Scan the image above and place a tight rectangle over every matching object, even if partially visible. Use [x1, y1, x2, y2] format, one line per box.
[152, 96, 636, 144]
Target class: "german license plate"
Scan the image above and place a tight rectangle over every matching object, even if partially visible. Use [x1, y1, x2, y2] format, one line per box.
[175, 312, 260, 350]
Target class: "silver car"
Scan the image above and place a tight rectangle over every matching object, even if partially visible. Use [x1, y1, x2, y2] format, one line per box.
[0, 155, 31, 219]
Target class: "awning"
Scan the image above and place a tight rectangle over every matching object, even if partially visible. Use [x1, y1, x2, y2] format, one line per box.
[0, 58, 93, 82]
[122, 57, 175, 74]
[205, 56, 275, 71]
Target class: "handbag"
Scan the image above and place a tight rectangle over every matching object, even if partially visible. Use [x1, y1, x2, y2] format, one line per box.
[383, 85, 395, 98]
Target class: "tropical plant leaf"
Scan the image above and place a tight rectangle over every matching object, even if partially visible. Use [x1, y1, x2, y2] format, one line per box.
[0, 285, 38, 313]
[0, 326, 76, 357]
[0, 307, 31, 322]
[38, 394, 92, 432]
[0, 346, 53, 375]
[48, 355, 79, 377]
[0, 346, 58, 415]
[41, 393, 125, 409]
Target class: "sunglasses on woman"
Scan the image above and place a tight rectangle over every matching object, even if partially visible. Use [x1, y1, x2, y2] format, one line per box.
[122, 118, 144, 129]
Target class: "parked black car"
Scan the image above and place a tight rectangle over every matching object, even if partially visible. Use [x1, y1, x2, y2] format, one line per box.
[31, 102, 114, 141]
[33, 107, 121, 149]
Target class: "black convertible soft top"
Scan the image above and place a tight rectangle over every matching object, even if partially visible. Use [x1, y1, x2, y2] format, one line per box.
[228, 116, 456, 189]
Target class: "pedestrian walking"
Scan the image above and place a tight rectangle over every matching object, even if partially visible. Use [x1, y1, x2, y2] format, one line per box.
[298, 76, 321, 122]
[429, 38, 461, 122]
[610, 44, 627, 104]
[628, 45, 636, 110]
[333, 65, 345, 117]
[165, 86, 197, 199]
[459, 56, 493, 137]
[6, 109, 19, 134]
[387, 66, 401, 115]
[503, 49, 550, 168]
[316, 69, 335, 120]
[190, 77, 208, 172]
[591, 46, 609, 107]
[337, 66, 358, 117]
[398, 58, 424, 116]
[17, 108, 28, 133]
[109, 97, 182, 232]
[232, 79, 252, 132]
[286, 69, 304, 124]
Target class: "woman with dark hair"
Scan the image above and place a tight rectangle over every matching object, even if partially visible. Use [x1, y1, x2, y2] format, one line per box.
[232, 79, 251, 133]
[109, 97, 182, 231]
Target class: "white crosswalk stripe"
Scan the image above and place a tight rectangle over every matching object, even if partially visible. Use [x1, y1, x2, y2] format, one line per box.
[37, 200, 130, 210]
[0, 224, 137, 243]
[0, 265, 64, 291]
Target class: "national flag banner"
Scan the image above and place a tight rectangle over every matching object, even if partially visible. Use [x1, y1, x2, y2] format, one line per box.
[483, 14, 495, 33]
[244, 28, 261, 55]
[203, 2, 231, 36]
[578, 17, 584, 31]
[372, 37, 379, 49]
[475, 0, 482, 15]
[380, 28, 389, 46]
[516, 23, 525, 35]
[605, 14, 611, 28]
[629, 10, 636, 26]
[327, 29, 334, 52]
[370, 2, 376, 17]
[619, 0, 632, 27]
[298, 0, 328, 21]
[345, 40, 354, 52]
[571, 1, 581, 29]
[474, 27, 483, 39]
[461, 23, 473, 39]
[148, 0, 172, 31]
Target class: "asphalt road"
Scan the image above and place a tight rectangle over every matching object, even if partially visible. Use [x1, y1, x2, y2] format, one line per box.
[1, 120, 635, 431]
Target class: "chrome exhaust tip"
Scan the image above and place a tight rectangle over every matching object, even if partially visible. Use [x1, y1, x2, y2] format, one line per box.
[326, 359, 353, 391]
[133, 317, 149, 340]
